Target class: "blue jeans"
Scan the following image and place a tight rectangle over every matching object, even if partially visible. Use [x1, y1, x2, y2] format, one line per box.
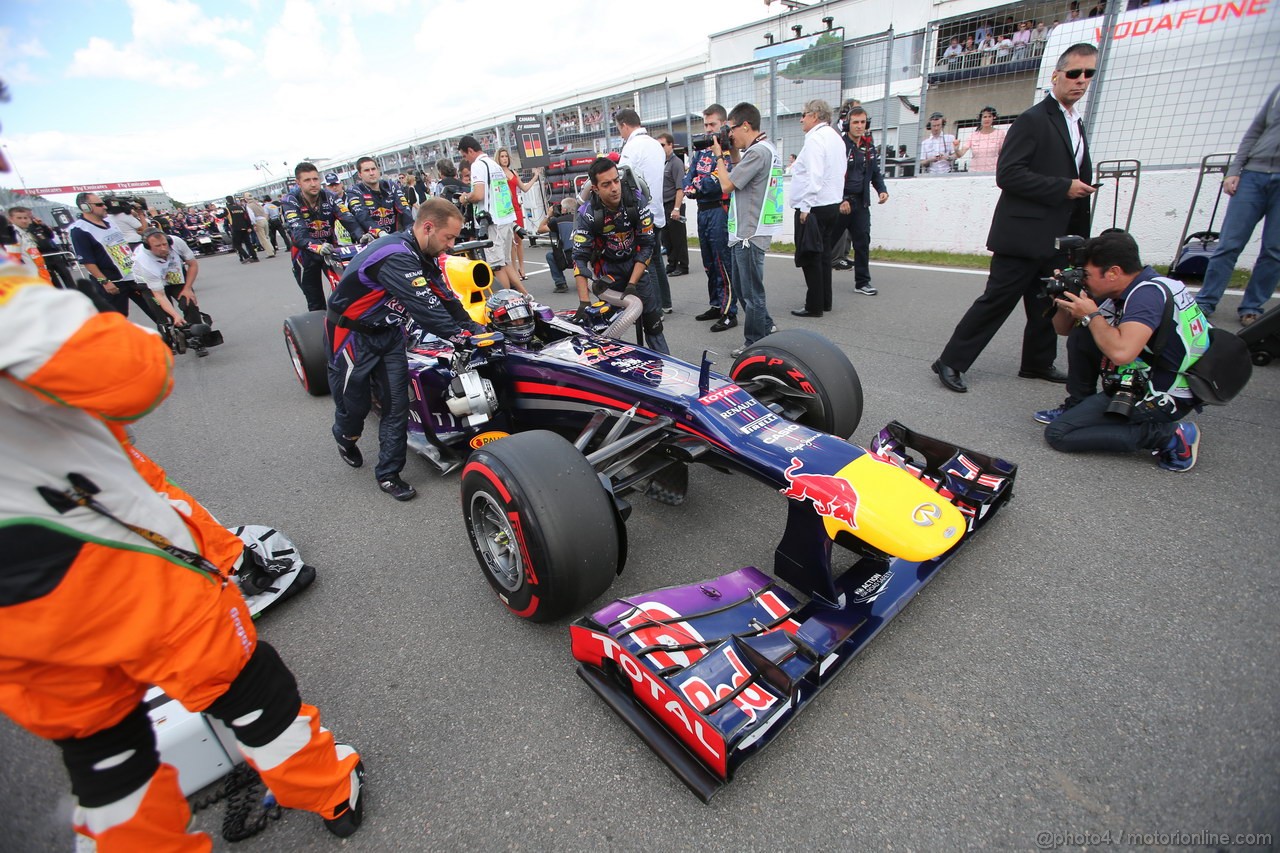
[697, 206, 734, 316]
[1194, 170, 1280, 318]
[545, 250, 566, 287]
[730, 241, 774, 345]
[1043, 391, 1189, 455]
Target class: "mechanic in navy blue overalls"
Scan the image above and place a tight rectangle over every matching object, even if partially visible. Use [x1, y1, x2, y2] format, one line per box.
[345, 157, 415, 243]
[683, 103, 736, 328]
[571, 158, 671, 355]
[326, 198, 484, 501]
[282, 162, 361, 311]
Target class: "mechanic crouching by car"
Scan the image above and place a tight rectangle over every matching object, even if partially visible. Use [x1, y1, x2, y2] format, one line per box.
[1043, 231, 1209, 472]
[571, 157, 670, 354]
[326, 198, 484, 501]
[282, 161, 361, 311]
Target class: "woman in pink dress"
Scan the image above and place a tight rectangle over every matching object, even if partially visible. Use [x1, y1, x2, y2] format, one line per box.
[956, 106, 1006, 173]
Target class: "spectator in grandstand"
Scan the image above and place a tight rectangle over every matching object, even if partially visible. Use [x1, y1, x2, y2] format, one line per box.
[942, 36, 964, 66]
[955, 106, 1006, 173]
[979, 32, 998, 65]
[995, 31, 1014, 62]
[1033, 20, 1050, 50]
[920, 113, 958, 174]
[961, 35, 979, 68]
[1012, 21, 1033, 59]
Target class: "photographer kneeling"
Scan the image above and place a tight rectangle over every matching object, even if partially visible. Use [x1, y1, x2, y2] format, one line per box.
[1044, 231, 1210, 472]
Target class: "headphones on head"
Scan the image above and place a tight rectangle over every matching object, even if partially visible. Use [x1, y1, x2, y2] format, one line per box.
[75, 193, 93, 213]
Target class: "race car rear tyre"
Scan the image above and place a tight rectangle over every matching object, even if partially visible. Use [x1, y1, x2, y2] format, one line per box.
[729, 329, 863, 439]
[283, 311, 330, 397]
[462, 431, 620, 622]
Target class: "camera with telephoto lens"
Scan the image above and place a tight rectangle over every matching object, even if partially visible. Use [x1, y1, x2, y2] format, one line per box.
[692, 127, 732, 151]
[1040, 235, 1088, 299]
[1102, 367, 1147, 417]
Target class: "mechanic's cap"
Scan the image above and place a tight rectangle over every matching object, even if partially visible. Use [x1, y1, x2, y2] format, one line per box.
[324, 172, 340, 184]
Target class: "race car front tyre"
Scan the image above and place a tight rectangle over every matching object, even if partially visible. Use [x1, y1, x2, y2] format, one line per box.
[461, 431, 620, 622]
[729, 329, 863, 439]
[283, 311, 330, 397]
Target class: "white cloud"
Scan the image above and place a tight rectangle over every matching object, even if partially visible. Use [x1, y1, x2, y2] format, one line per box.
[64, 0, 255, 84]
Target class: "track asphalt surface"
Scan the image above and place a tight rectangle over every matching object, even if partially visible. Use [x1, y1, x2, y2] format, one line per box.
[2, 248, 1277, 851]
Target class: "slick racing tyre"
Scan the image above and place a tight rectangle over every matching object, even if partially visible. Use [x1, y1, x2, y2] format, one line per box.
[730, 329, 863, 439]
[283, 312, 330, 397]
[462, 431, 620, 622]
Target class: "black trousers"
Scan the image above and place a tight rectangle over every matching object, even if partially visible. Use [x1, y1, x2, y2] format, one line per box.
[661, 208, 689, 271]
[796, 203, 841, 314]
[268, 218, 289, 251]
[829, 202, 872, 287]
[939, 252, 1061, 373]
[327, 325, 410, 480]
[232, 228, 258, 261]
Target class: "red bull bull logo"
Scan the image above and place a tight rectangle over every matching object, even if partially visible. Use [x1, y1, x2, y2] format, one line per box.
[779, 456, 859, 530]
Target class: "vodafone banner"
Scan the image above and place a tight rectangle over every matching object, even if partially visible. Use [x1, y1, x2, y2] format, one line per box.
[18, 180, 165, 196]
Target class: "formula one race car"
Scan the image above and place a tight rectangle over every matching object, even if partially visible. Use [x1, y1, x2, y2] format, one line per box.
[283, 275, 1017, 800]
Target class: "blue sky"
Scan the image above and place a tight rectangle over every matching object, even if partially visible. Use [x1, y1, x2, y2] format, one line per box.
[0, 0, 765, 202]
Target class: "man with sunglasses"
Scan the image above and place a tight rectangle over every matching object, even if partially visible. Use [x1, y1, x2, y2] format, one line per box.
[933, 43, 1099, 393]
[69, 192, 166, 321]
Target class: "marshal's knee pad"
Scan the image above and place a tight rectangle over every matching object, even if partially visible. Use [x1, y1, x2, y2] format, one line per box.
[204, 641, 301, 747]
[55, 703, 160, 809]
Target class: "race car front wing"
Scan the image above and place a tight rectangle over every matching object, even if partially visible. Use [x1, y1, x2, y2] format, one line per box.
[570, 422, 1018, 801]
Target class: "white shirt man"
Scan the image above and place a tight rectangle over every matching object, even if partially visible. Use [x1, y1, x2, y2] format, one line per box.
[790, 108, 846, 215]
[132, 231, 198, 326]
[919, 115, 958, 174]
[616, 113, 667, 229]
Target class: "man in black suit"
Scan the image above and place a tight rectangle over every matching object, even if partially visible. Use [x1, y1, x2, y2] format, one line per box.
[932, 43, 1099, 393]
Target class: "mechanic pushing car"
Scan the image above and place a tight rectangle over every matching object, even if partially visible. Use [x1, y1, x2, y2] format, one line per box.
[345, 156, 414, 244]
[0, 245, 366, 845]
[326, 198, 484, 501]
[282, 161, 361, 311]
[571, 157, 670, 354]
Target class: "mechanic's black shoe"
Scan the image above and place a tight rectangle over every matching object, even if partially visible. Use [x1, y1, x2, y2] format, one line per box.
[695, 307, 721, 321]
[378, 476, 417, 501]
[324, 746, 365, 838]
[336, 438, 363, 468]
[553, 284, 568, 293]
[710, 316, 737, 332]
[932, 359, 968, 393]
[1018, 365, 1068, 383]
[668, 267, 686, 277]
[791, 309, 822, 318]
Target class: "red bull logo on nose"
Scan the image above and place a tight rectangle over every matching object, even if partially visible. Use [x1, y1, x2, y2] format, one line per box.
[779, 456, 859, 529]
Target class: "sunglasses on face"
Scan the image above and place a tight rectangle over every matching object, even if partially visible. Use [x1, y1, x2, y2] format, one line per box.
[1063, 68, 1096, 79]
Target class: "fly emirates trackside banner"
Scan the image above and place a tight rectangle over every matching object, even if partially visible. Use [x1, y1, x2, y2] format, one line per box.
[18, 180, 164, 196]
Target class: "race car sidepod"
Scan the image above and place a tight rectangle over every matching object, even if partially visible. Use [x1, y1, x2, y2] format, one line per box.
[570, 421, 1017, 801]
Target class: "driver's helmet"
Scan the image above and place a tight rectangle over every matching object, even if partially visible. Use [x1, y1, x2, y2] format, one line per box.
[486, 289, 535, 343]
